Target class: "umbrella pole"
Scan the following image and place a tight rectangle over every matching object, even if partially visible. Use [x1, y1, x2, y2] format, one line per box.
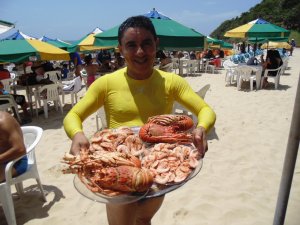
[273, 74, 300, 225]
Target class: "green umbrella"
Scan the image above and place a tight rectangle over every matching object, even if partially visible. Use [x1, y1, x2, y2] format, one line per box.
[0, 39, 70, 63]
[224, 18, 290, 39]
[94, 9, 205, 50]
[206, 36, 222, 45]
[206, 36, 233, 49]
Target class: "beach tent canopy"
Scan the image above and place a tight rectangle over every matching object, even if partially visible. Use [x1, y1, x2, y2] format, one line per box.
[224, 18, 290, 39]
[94, 8, 205, 50]
[39, 36, 71, 49]
[0, 39, 70, 63]
[68, 27, 110, 52]
[2, 30, 37, 40]
[0, 20, 15, 34]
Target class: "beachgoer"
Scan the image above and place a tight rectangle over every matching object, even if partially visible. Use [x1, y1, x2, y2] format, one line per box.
[290, 39, 296, 56]
[261, 49, 283, 88]
[97, 50, 112, 72]
[0, 81, 31, 122]
[203, 49, 215, 59]
[84, 54, 99, 88]
[0, 64, 11, 80]
[156, 50, 172, 71]
[70, 52, 83, 78]
[0, 111, 28, 182]
[110, 52, 125, 70]
[63, 15, 216, 225]
[0, 67, 32, 123]
[61, 64, 70, 80]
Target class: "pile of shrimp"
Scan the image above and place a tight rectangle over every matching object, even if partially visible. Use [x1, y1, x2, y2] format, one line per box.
[89, 127, 147, 158]
[141, 143, 200, 185]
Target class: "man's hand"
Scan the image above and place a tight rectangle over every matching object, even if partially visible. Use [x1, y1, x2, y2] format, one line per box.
[70, 132, 90, 155]
[192, 126, 208, 158]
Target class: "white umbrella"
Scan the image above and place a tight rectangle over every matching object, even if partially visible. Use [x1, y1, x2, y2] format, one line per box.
[0, 19, 15, 34]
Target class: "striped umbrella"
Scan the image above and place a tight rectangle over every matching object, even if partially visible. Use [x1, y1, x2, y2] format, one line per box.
[68, 27, 109, 52]
[39, 36, 71, 49]
[224, 18, 290, 39]
[0, 39, 70, 63]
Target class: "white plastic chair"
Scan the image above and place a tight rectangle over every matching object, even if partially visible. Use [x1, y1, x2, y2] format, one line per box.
[223, 59, 238, 85]
[203, 60, 216, 74]
[0, 126, 46, 225]
[44, 71, 62, 84]
[1, 78, 13, 93]
[172, 84, 210, 124]
[159, 62, 174, 72]
[187, 60, 199, 76]
[62, 76, 82, 106]
[236, 66, 256, 91]
[34, 84, 63, 118]
[260, 66, 283, 89]
[171, 58, 180, 74]
[95, 107, 107, 131]
[0, 95, 22, 123]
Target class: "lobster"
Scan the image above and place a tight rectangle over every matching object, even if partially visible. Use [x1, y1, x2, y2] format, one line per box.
[81, 165, 153, 195]
[139, 114, 194, 143]
[63, 150, 152, 196]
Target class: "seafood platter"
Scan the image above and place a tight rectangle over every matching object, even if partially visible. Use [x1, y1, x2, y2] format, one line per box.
[62, 114, 203, 204]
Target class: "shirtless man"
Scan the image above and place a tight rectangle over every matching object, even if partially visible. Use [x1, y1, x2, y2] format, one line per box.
[0, 111, 27, 182]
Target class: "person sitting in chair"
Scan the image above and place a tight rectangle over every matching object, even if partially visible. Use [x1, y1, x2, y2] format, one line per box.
[0, 111, 28, 182]
[261, 49, 283, 88]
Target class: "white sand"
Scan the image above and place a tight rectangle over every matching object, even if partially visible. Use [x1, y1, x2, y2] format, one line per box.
[1, 49, 299, 225]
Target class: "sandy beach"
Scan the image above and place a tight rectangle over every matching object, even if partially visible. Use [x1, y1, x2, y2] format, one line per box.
[1, 49, 299, 225]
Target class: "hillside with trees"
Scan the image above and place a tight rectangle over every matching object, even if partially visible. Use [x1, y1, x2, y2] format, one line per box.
[210, 0, 300, 45]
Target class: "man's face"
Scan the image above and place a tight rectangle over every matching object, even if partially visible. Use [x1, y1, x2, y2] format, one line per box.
[119, 27, 158, 79]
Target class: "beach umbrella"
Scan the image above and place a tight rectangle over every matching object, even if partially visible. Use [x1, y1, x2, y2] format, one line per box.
[68, 27, 109, 52]
[261, 41, 291, 50]
[0, 20, 15, 34]
[207, 36, 233, 49]
[39, 35, 71, 49]
[210, 41, 233, 49]
[94, 8, 205, 50]
[224, 18, 290, 39]
[2, 30, 37, 40]
[0, 39, 70, 63]
[206, 36, 222, 45]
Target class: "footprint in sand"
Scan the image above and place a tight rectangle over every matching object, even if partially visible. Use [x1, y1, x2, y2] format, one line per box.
[173, 208, 188, 220]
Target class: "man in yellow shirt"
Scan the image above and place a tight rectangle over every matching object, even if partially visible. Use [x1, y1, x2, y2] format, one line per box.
[64, 15, 216, 225]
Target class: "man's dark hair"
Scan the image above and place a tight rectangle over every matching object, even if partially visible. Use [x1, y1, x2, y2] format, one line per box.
[118, 16, 157, 45]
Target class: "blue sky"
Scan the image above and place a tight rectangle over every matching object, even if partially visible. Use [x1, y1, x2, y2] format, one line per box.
[1, 0, 262, 42]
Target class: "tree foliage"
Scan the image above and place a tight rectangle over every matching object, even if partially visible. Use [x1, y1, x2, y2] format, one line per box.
[210, 0, 300, 39]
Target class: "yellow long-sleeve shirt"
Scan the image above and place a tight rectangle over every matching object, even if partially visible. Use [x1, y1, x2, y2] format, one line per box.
[64, 68, 216, 138]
